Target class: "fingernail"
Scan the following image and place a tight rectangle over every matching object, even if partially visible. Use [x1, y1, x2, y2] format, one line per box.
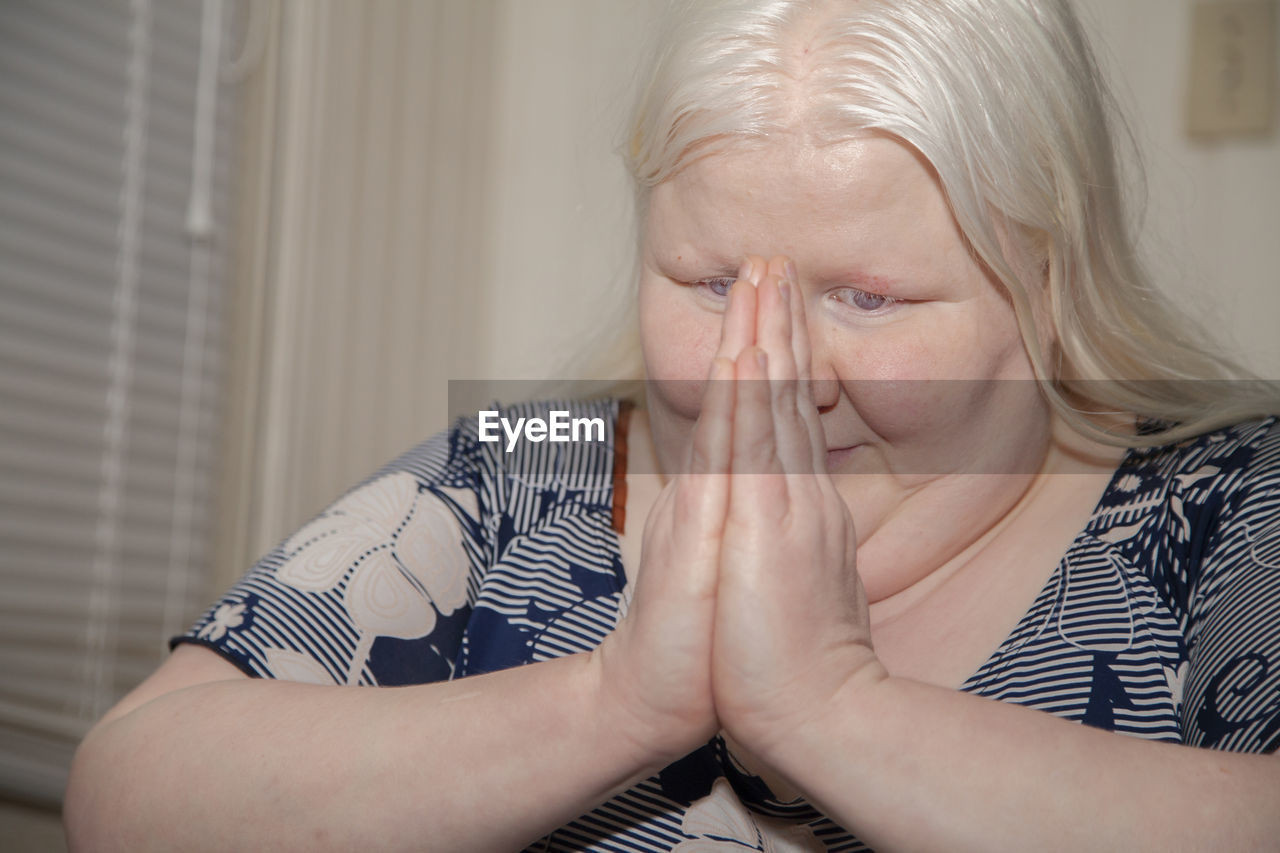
[737, 257, 752, 282]
[778, 279, 791, 303]
[784, 259, 798, 283]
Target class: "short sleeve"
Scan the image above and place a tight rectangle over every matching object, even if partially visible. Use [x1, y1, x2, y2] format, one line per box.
[174, 417, 493, 687]
[1180, 419, 1280, 752]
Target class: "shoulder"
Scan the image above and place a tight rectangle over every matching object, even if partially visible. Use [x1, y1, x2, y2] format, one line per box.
[1147, 419, 1280, 753]
[1122, 416, 1279, 486]
[1088, 418, 1279, 605]
[1080, 419, 1280, 751]
[344, 397, 628, 555]
[1119, 416, 1280, 612]
[174, 397, 629, 685]
[1100, 416, 1280, 525]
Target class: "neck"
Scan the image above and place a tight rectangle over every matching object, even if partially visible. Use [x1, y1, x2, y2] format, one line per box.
[863, 416, 1126, 625]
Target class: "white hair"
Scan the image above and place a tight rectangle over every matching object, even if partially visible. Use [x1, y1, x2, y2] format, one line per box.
[589, 0, 1277, 442]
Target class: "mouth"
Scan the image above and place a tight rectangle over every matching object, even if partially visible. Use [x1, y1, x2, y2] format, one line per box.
[824, 444, 861, 472]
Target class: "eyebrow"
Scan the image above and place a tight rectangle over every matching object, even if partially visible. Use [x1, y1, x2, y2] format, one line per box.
[651, 235, 906, 293]
[651, 244, 735, 274]
[844, 270, 899, 293]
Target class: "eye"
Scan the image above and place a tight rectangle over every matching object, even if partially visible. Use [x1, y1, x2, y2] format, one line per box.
[833, 287, 897, 312]
[693, 277, 735, 298]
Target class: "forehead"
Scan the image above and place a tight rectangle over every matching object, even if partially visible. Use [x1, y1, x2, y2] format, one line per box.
[666, 135, 918, 205]
[644, 135, 961, 269]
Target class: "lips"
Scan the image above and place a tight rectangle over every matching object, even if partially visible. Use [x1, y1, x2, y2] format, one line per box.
[824, 444, 861, 471]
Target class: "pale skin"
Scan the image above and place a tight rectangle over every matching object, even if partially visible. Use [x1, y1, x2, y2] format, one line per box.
[65, 137, 1280, 851]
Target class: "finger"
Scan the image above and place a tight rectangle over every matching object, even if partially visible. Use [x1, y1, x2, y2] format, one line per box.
[741, 253, 765, 287]
[782, 256, 812, 386]
[714, 256, 763, 365]
[731, 348, 775, 474]
[754, 276, 813, 481]
[688, 357, 734, 477]
[676, 356, 734, 547]
[757, 266, 796, 383]
[730, 347, 789, 520]
[756, 257, 822, 479]
[778, 259, 829, 473]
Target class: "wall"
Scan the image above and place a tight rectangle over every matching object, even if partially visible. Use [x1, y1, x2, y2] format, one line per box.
[1077, 0, 1280, 378]
[476, 0, 661, 381]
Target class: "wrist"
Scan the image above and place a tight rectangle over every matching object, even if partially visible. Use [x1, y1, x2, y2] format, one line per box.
[723, 645, 890, 770]
[585, 640, 716, 774]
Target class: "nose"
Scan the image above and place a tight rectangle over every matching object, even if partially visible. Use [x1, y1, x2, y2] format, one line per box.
[805, 321, 840, 412]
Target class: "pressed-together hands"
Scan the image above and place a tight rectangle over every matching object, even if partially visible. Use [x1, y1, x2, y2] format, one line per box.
[597, 256, 885, 777]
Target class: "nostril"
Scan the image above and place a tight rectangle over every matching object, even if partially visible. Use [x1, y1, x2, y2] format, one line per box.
[810, 376, 840, 411]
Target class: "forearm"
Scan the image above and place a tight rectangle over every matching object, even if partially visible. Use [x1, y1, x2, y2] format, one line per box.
[66, 651, 656, 852]
[769, 673, 1280, 852]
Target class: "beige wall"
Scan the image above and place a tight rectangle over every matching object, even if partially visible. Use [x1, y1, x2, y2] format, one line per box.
[476, 0, 661, 380]
[1078, 0, 1280, 378]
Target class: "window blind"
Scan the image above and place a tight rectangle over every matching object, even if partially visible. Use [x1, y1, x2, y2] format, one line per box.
[0, 0, 240, 807]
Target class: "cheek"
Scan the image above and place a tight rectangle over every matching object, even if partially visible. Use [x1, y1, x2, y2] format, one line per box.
[831, 310, 1046, 472]
[638, 282, 721, 417]
[855, 380, 1046, 457]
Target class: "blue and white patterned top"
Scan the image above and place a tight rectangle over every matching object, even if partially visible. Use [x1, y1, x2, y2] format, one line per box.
[178, 399, 1280, 851]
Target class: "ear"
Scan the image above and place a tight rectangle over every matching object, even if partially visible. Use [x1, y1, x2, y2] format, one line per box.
[1031, 238, 1063, 377]
[992, 219, 1060, 378]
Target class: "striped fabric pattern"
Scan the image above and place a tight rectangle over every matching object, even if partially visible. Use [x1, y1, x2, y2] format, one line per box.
[179, 403, 1280, 851]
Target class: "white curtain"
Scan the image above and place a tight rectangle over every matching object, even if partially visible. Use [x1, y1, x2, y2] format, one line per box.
[0, 0, 241, 806]
[215, 0, 504, 587]
[219, 0, 660, 585]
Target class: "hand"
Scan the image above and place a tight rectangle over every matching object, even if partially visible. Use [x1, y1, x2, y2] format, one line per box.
[591, 259, 760, 765]
[711, 256, 886, 758]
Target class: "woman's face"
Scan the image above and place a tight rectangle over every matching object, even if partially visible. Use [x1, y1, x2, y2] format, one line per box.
[637, 134, 1055, 600]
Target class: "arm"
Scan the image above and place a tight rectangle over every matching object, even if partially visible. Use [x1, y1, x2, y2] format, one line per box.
[772, 671, 1280, 852]
[64, 643, 661, 853]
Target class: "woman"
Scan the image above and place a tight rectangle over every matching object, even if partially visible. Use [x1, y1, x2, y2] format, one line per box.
[66, 0, 1280, 850]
